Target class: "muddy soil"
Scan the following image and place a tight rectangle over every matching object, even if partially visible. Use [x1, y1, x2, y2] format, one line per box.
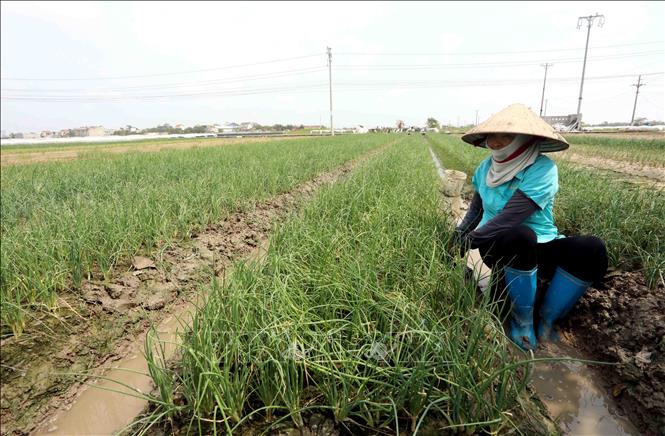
[566, 132, 665, 140]
[562, 270, 665, 436]
[0, 145, 388, 436]
[559, 152, 665, 187]
[0, 136, 303, 167]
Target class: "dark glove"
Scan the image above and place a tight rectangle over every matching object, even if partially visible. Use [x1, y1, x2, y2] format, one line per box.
[452, 227, 471, 258]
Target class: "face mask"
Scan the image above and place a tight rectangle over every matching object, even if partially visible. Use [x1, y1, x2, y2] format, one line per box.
[489, 134, 532, 162]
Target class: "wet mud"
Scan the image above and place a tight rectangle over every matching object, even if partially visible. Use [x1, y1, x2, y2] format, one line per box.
[559, 152, 665, 188]
[533, 342, 640, 436]
[453, 193, 659, 435]
[0, 145, 388, 436]
[562, 270, 665, 436]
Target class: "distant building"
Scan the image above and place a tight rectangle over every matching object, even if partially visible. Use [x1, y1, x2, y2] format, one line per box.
[40, 130, 56, 138]
[23, 132, 40, 139]
[542, 114, 579, 131]
[70, 127, 87, 137]
[355, 125, 369, 134]
[86, 126, 105, 136]
[239, 122, 257, 131]
[204, 124, 220, 133]
[0, 130, 7, 139]
[220, 122, 240, 133]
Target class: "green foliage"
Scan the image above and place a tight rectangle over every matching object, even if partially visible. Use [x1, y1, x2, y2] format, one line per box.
[563, 135, 665, 166]
[139, 138, 532, 434]
[0, 135, 391, 334]
[426, 118, 440, 129]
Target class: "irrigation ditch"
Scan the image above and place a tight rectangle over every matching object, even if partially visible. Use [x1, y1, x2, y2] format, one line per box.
[1, 142, 392, 436]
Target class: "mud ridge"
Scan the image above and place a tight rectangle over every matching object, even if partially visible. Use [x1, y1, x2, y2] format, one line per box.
[559, 152, 665, 188]
[562, 270, 665, 436]
[0, 144, 390, 436]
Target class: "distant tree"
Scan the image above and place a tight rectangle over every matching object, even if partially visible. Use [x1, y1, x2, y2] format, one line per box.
[396, 120, 405, 130]
[426, 117, 440, 129]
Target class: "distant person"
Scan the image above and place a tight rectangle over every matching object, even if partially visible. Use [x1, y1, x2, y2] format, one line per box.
[454, 103, 608, 350]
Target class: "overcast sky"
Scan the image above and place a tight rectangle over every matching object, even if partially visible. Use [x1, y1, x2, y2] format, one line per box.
[1, 1, 663, 132]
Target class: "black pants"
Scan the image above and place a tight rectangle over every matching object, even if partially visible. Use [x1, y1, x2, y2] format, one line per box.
[476, 225, 608, 283]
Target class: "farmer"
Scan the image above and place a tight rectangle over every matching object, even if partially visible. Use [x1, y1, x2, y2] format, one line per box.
[454, 103, 608, 351]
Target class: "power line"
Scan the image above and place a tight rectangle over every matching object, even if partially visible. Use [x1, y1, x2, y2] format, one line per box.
[2, 67, 327, 93]
[3, 42, 662, 82]
[335, 50, 662, 70]
[4, 72, 662, 102]
[335, 40, 663, 56]
[6, 52, 661, 96]
[1, 83, 331, 102]
[0, 54, 322, 81]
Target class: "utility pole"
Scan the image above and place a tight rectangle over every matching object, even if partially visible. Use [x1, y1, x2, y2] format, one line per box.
[631, 75, 645, 125]
[327, 47, 334, 136]
[575, 13, 605, 130]
[544, 99, 548, 116]
[539, 63, 553, 117]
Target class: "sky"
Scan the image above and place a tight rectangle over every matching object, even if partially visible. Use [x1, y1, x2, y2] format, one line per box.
[1, 1, 663, 132]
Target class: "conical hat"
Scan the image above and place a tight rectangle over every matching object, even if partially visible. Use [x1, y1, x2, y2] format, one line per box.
[461, 103, 569, 152]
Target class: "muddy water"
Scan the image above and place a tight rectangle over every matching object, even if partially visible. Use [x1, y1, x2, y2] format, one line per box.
[35, 311, 193, 435]
[533, 343, 640, 436]
[427, 147, 640, 436]
[34, 242, 268, 436]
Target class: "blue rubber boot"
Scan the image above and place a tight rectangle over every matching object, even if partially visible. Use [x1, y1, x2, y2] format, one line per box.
[504, 266, 538, 351]
[538, 266, 592, 342]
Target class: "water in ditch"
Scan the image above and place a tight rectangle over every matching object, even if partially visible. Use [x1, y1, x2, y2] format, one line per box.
[34, 242, 269, 436]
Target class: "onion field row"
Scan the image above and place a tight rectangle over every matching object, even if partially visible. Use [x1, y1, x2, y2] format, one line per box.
[0, 135, 391, 335]
[138, 137, 544, 435]
[562, 135, 665, 166]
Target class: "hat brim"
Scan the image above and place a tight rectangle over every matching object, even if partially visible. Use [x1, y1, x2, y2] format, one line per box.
[461, 132, 569, 153]
[460, 103, 570, 152]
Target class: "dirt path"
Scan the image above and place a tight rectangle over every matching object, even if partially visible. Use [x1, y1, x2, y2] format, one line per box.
[566, 132, 665, 140]
[558, 152, 665, 188]
[562, 270, 665, 436]
[0, 143, 391, 436]
[0, 136, 304, 167]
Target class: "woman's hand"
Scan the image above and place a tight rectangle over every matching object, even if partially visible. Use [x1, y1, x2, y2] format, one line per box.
[452, 227, 471, 258]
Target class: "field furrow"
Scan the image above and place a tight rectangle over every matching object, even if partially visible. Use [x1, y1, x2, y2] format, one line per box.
[0, 136, 393, 434]
[0, 135, 390, 334]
